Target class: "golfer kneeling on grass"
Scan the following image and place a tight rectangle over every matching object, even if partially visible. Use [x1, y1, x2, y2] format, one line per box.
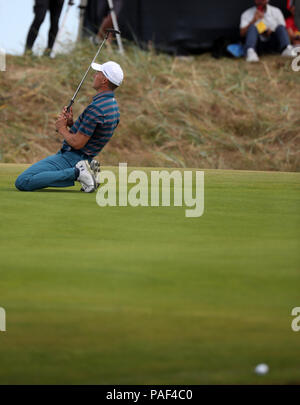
[15, 61, 123, 193]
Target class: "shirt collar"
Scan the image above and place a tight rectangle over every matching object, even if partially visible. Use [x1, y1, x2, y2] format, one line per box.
[253, 5, 269, 13]
[93, 91, 114, 102]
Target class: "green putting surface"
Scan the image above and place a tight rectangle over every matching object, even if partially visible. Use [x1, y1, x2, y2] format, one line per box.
[0, 164, 299, 384]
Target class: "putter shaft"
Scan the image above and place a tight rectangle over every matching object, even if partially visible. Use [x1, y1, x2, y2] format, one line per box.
[67, 29, 120, 111]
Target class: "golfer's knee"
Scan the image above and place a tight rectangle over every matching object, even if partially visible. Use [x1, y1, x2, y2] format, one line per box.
[15, 174, 30, 191]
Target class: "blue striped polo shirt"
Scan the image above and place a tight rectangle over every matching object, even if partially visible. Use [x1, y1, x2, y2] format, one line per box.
[61, 91, 120, 158]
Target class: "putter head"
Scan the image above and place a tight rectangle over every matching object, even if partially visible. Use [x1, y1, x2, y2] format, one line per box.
[105, 28, 121, 36]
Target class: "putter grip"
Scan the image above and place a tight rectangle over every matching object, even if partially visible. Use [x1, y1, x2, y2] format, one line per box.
[55, 100, 73, 132]
[67, 99, 74, 112]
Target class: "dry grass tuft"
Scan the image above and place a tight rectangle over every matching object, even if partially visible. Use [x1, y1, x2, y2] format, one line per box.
[0, 40, 299, 171]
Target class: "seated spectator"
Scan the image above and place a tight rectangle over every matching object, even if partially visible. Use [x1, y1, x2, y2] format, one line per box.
[286, 0, 300, 45]
[240, 0, 295, 62]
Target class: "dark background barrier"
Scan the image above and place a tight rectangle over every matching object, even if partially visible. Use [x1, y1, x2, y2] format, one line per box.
[83, 0, 289, 54]
[296, 0, 300, 27]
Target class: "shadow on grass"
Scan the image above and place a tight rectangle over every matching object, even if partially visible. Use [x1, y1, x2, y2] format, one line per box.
[36, 189, 79, 193]
[0, 188, 80, 193]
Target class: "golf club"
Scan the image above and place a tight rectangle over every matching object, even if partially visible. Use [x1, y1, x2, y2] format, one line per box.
[66, 28, 120, 111]
[107, 0, 124, 54]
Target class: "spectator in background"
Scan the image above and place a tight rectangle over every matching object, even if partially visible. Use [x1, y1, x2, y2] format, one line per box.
[240, 0, 295, 62]
[91, 0, 123, 45]
[286, 0, 300, 45]
[25, 0, 65, 56]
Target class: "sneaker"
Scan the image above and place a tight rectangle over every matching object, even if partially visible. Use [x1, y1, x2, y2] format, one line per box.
[246, 48, 260, 62]
[281, 45, 296, 58]
[24, 48, 34, 57]
[80, 160, 101, 191]
[43, 48, 52, 57]
[90, 159, 101, 189]
[75, 160, 96, 193]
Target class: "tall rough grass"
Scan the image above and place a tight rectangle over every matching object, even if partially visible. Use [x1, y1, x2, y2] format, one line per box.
[0, 40, 299, 171]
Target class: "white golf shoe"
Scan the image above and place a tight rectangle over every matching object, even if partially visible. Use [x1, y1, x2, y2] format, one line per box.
[281, 45, 296, 58]
[246, 48, 260, 63]
[90, 159, 101, 189]
[75, 160, 96, 193]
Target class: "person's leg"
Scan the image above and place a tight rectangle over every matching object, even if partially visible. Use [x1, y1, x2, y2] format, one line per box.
[244, 24, 260, 52]
[15, 152, 80, 191]
[96, 2, 110, 40]
[97, 0, 123, 44]
[48, 0, 64, 50]
[25, 0, 49, 51]
[270, 25, 291, 52]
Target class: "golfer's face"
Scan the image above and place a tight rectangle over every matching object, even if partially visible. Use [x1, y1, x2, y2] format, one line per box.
[93, 71, 106, 89]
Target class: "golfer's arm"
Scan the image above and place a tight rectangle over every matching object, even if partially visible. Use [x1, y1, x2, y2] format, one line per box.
[59, 127, 89, 150]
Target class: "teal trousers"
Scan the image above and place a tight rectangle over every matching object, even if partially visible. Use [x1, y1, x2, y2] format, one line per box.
[15, 150, 90, 191]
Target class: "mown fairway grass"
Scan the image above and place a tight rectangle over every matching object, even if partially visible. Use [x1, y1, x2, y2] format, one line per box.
[0, 164, 299, 384]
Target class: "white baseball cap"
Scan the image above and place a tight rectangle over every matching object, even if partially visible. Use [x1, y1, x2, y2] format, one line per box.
[91, 61, 124, 87]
